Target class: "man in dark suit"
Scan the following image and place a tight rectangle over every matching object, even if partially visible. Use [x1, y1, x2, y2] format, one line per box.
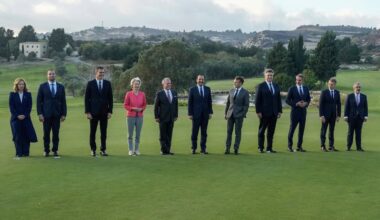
[85, 66, 113, 157]
[255, 68, 282, 153]
[154, 77, 178, 155]
[319, 77, 341, 152]
[344, 82, 368, 152]
[224, 76, 250, 155]
[37, 70, 67, 158]
[285, 74, 311, 152]
[188, 74, 213, 154]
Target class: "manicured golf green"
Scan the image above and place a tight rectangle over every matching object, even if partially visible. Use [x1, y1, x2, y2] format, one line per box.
[0, 65, 379, 219]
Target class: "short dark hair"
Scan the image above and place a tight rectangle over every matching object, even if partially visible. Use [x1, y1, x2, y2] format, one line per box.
[96, 66, 104, 72]
[234, 76, 245, 84]
[296, 73, 303, 79]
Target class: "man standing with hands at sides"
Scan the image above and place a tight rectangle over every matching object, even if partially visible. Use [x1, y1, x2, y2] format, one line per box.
[319, 77, 341, 152]
[85, 66, 113, 157]
[188, 74, 213, 154]
[255, 68, 282, 153]
[37, 70, 67, 158]
[224, 76, 250, 155]
[344, 82, 368, 152]
[154, 77, 178, 155]
[285, 74, 311, 152]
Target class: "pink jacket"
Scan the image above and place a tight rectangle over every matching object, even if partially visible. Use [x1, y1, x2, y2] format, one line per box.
[124, 91, 147, 117]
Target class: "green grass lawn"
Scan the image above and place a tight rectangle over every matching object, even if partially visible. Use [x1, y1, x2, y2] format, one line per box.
[0, 66, 379, 219]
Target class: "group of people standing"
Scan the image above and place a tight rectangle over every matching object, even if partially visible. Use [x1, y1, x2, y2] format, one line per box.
[8, 67, 368, 159]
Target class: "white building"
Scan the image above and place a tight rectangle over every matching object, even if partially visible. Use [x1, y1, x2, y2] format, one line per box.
[19, 41, 48, 58]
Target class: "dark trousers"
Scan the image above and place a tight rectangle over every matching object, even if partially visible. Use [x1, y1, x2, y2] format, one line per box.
[90, 114, 108, 151]
[43, 116, 61, 153]
[191, 115, 209, 152]
[288, 112, 306, 149]
[347, 117, 364, 149]
[225, 116, 244, 150]
[14, 121, 30, 156]
[320, 116, 336, 148]
[258, 115, 278, 151]
[159, 120, 174, 154]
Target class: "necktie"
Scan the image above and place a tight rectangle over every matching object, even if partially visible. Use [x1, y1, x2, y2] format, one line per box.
[269, 83, 274, 94]
[356, 94, 360, 106]
[98, 81, 102, 91]
[166, 90, 172, 103]
[233, 88, 239, 100]
[51, 84, 55, 96]
[200, 86, 204, 97]
[331, 90, 334, 99]
[299, 86, 303, 96]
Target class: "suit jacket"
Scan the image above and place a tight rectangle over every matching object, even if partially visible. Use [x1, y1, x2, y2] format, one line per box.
[319, 89, 341, 118]
[225, 87, 250, 119]
[286, 85, 311, 116]
[154, 89, 178, 123]
[344, 93, 368, 120]
[85, 79, 113, 116]
[188, 85, 213, 119]
[37, 82, 67, 118]
[255, 82, 282, 117]
[9, 92, 37, 142]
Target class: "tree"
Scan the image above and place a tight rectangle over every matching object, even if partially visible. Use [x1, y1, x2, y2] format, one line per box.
[267, 42, 288, 74]
[286, 35, 307, 75]
[113, 40, 201, 103]
[310, 31, 340, 83]
[17, 25, 38, 43]
[336, 37, 361, 64]
[49, 28, 67, 52]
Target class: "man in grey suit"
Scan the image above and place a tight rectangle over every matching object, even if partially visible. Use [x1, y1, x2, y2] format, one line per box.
[224, 76, 250, 155]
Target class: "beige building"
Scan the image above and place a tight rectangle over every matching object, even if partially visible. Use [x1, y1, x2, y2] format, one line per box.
[19, 41, 48, 58]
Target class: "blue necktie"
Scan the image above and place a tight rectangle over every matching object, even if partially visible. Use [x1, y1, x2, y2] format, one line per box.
[51, 84, 55, 96]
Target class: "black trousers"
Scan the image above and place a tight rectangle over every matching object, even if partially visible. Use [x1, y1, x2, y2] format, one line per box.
[43, 116, 61, 153]
[191, 115, 209, 151]
[347, 117, 364, 149]
[288, 112, 306, 149]
[14, 121, 30, 156]
[320, 116, 336, 148]
[226, 116, 244, 150]
[258, 115, 278, 151]
[159, 120, 174, 154]
[90, 114, 108, 151]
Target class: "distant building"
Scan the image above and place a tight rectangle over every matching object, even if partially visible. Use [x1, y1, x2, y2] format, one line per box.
[19, 41, 48, 58]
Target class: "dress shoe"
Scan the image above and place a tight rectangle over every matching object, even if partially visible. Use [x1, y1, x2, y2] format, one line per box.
[288, 147, 295, 152]
[135, 150, 141, 156]
[321, 146, 328, 152]
[53, 152, 60, 158]
[91, 151, 96, 157]
[329, 147, 338, 152]
[224, 150, 230, 155]
[200, 151, 209, 155]
[296, 148, 306, 152]
[44, 152, 50, 157]
[346, 148, 351, 151]
[192, 149, 196, 154]
[258, 149, 264, 153]
[357, 148, 365, 152]
[100, 151, 108, 156]
[267, 150, 277, 153]
[234, 149, 239, 155]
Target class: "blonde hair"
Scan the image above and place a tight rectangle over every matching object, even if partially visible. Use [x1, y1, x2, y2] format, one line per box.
[13, 78, 28, 92]
[130, 77, 142, 87]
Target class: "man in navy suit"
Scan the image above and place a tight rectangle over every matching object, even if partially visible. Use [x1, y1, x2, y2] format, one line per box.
[319, 77, 341, 152]
[188, 75, 213, 154]
[255, 68, 282, 153]
[344, 82, 368, 151]
[154, 77, 178, 155]
[85, 66, 113, 157]
[37, 70, 67, 158]
[285, 74, 311, 152]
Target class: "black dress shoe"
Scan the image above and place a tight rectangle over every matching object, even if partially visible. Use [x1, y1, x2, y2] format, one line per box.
[192, 150, 196, 154]
[346, 148, 351, 151]
[234, 149, 239, 155]
[296, 148, 306, 152]
[329, 147, 338, 152]
[357, 148, 365, 152]
[200, 151, 209, 155]
[44, 152, 50, 157]
[288, 148, 295, 152]
[53, 152, 60, 158]
[267, 150, 277, 153]
[259, 149, 264, 153]
[321, 146, 328, 152]
[100, 151, 108, 156]
[224, 150, 230, 155]
[168, 152, 174, 155]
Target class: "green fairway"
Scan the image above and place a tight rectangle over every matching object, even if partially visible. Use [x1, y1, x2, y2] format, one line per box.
[0, 66, 379, 219]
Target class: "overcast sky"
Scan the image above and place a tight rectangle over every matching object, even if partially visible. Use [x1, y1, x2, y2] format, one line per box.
[1, 0, 379, 34]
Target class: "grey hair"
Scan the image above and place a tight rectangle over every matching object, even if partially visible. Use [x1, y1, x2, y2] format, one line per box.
[264, 68, 274, 75]
[353, 82, 361, 88]
[130, 77, 142, 87]
[161, 77, 171, 84]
